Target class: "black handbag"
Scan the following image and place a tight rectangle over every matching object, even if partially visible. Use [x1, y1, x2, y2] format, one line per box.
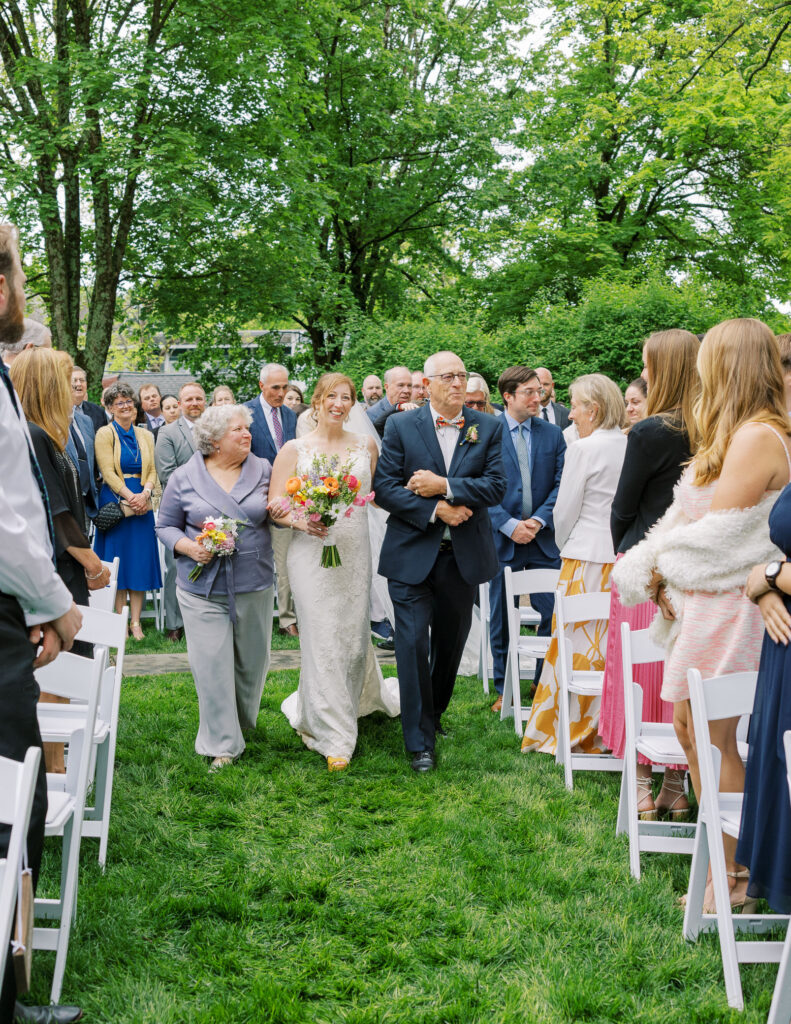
[93, 498, 124, 532]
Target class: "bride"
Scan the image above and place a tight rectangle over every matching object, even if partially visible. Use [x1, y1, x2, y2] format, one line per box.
[268, 372, 400, 770]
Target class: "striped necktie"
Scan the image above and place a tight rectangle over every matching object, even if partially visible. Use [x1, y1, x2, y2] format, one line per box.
[272, 406, 284, 449]
[514, 423, 533, 519]
[0, 360, 56, 559]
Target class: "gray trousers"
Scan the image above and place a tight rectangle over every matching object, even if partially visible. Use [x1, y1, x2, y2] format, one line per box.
[178, 586, 274, 758]
[270, 523, 296, 629]
[163, 545, 183, 630]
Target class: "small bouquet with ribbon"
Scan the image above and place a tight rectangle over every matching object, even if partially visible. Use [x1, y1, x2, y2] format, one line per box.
[277, 452, 374, 568]
[188, 515, 246, 581]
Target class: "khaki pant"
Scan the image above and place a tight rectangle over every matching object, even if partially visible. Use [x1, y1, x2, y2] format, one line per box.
[270, 522, 296, 629]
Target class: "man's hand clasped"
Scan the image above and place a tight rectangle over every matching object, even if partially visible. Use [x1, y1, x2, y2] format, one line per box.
[406, 469, 447, 498]
[511, 518, 541, 544]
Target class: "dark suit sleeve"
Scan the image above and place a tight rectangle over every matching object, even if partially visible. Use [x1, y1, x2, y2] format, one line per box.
[445, 416, 507, 508]
[373, 417, 441, 531]
[367, 399, 397, 438]
[531, 428, 566, 529]
[611, 425, 652, 551]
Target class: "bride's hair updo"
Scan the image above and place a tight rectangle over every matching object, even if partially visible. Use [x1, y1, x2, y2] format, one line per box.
[310, 372, 357, 418]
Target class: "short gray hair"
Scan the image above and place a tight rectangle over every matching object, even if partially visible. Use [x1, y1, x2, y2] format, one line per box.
[569, 373, 626, 431]
[383, 366, 410, 384]
[0, 317, 51, 355]
[192, 404, 253, 455]
[259, 362, 288, 384]
[102, 381, 136, 409]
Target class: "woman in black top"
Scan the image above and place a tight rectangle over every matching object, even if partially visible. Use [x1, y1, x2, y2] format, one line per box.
[600, 330, 700, 819]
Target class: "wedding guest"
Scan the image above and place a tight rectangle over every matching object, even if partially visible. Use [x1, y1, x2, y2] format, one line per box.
[94, 382, 161, 640]
[0, 315, 51, 364]
[71, 365, 107, 433]
[161, 393, 180, 425]
[66, 358, 100, 520]
[156, 405, 275, 770]
[211, 384, 234, 406]
[155, 381, 207, 641]
[535, 367, 571, 429]
[243, 363, 298, 636]
[411, 370, 427, 406]
[0, 224, 83, 1024]
[624, 377, 647, 427]
[777, 333, 791, 410]
[361, 374, 383, 406]
[600, 330, 699, 820]
[465, 373, 496, 416]
[740, 483, 791, 913]
[615, 318, 791, 912]
[366, 366, 418, 438]
[284, 383, 308, 415]
[140, 383, 165, 432]
[522, 374, 627, 754]
[488, 366, 565, 712]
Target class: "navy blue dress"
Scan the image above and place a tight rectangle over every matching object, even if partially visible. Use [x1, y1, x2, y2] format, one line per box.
[737, 483, 791, 911]
[93, 422, 162, 592]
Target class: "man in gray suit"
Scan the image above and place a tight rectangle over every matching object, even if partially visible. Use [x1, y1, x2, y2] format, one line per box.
[155, 381, 207, 640]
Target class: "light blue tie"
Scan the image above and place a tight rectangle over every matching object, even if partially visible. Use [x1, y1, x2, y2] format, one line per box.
[514, 424, 532, 519]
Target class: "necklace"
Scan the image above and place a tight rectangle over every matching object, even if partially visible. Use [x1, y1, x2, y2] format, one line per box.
[117, 424, 140, 464]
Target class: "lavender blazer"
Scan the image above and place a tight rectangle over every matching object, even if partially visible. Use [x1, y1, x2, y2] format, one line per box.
[155, 452, 274, 600]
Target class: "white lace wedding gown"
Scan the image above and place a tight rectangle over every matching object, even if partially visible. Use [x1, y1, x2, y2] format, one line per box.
[280, 436, 400, 760]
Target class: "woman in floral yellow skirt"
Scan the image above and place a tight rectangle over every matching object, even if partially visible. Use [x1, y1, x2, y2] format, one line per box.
[521, 374, 626, 754]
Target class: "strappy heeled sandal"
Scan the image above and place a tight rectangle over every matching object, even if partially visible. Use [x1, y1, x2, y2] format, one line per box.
[130, 620, 144, 641]
[726, 869, 759, 913]
[655, 772, 692, 821]
[636, 774, 658, 821]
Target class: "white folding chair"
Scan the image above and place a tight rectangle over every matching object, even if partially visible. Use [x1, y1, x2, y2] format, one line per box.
[34, 648, 103, 1003]
[554, 588, 620, 790]
[615, 623, 695, 879]
[766, 731, 791, 1024]
[684, 667, 788, 1012]
[0, 748, 41, 970]
[38, 605, 129, 870]
[500, 567, 560, 736]
[88, 556, 119, 612]
[477, 583, 492, 694]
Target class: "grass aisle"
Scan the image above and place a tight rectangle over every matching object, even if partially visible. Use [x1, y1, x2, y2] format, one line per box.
[30, 668, 776, 1023]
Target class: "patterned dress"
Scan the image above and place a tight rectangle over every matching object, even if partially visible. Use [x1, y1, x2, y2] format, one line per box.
[521, 558, 612, 754]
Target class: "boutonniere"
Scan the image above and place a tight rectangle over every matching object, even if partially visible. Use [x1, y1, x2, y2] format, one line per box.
[461, 424, 479, 446]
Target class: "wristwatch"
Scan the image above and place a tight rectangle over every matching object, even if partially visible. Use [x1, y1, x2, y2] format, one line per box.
[765, 560, 786, 591]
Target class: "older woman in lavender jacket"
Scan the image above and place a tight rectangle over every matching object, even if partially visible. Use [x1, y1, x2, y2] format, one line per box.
[156, 404, 275, 770]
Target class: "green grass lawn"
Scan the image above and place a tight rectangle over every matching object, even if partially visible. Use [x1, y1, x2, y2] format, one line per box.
[28, 668, 779, 1023]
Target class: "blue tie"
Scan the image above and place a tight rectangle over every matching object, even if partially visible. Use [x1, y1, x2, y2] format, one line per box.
[514, 424, 532, 519]
[0, 360, 57, 560]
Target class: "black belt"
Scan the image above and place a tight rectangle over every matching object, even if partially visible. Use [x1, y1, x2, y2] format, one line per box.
[438, 539, 453, 552]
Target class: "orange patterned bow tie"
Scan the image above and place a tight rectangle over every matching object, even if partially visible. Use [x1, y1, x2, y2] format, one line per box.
[436, 416, 464, 430]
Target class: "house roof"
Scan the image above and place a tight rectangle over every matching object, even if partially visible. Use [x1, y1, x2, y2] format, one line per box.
[114, 371, 197, 398]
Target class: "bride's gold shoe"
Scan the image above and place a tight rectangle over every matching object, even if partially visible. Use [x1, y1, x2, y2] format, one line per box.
[327, 756, 349, 772]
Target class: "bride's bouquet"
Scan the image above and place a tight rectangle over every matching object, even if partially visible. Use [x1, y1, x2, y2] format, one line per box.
[277, 452, 374, 567]
[188, 515, 246, 581]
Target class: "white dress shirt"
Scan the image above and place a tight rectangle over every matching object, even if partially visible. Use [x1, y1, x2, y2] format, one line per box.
[0, 382, 73, 625]
[258, 394, 285, 451]
[553, 428, 628, 562]
[541, 402, 556, 425]
[428, 405, 458, 532]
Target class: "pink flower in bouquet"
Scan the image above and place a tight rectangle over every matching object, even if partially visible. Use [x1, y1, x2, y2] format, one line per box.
[344, 508, 353, 518]
[309, 512, 322, 522]
[343, 474, 360, 491]
[352, 495, 366, 507]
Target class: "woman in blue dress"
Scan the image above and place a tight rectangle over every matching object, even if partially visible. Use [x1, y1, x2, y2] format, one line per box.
[94, 382, 161, 640]
[741, 482, 791, 910]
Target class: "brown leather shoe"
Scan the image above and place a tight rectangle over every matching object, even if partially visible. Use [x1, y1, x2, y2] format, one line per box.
[167, 628, 183, 642]
[280, 624, 299, 637]
[490, 695, 503, 713]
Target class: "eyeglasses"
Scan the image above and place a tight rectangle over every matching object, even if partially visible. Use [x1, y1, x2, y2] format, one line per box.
[465, 399, 486, 409]
[113, 400, 135, 409]
[515, 387, 546, 399]
[428, 372, 469, 384]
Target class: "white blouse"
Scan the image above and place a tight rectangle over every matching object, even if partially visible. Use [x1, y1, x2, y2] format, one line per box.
[553, 428, 628, 563]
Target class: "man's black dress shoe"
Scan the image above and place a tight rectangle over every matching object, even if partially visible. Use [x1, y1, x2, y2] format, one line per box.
[376, 637, 395, 651]
[411, 750, 436, 772]
[15, 1003, 83, 1024]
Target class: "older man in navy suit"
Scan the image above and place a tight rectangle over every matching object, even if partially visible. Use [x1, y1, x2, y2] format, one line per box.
[243, 362, 298, 635]
[488, 365, 566, 710]
[374, 351, 506, 771]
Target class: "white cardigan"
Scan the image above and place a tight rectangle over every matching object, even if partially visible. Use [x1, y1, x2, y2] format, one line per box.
[554, 428, 628, 562]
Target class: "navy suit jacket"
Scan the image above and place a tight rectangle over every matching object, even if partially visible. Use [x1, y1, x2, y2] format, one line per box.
[77, 399, 108, 435]
[243, 398, 297, 466]
[489, 416, 566, 564]
[374, 405, 507, 586]
[366, 395, 398, 438]
[66, 406, 99, 513]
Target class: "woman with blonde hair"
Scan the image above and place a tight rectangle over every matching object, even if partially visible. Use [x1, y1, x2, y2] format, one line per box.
[521, 373, 627, 754]
[269, 372, 399, 770]
[465, 373, 496, 415]
[615, 318, 791, 910]
[600, 329, 700, 819]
